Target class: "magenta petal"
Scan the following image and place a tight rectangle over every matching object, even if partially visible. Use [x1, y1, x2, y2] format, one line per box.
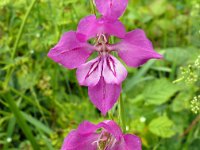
[97, 120, 123, 140]
[95, 0, 128, 20]
[76, 57, 102, 87]
[103, 55, 127, 84]
[111, 141, 126, 150]
[61, 120, 142, 150]
[78, 120, 122, 140]
[88, 77, 121, 115]
[61, 130, 98, 150]
[111, 134, 142, 150]
[77, 15, 126, 40]
[76, 15, 98, 41]
[123, 134, 142, 150]
[61, 122, 97, 150]
[116, 29, 163, 67]
[77, 121, 98, 134]
[103, 19, 126, 38]
[47, 31, 93, 69]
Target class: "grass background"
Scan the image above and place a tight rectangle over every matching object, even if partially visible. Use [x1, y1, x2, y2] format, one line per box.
[0, 0, 200, 149]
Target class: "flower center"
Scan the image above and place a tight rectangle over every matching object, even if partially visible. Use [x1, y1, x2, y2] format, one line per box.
[95, 34, 110, 56]
[96, 130, 116, 150]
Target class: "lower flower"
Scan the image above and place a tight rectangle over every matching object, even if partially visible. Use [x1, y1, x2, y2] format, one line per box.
[61, 120, 141, 150]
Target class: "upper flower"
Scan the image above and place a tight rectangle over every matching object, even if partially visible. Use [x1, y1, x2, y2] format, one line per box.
[61, 120, 141, 150]
[47, 0, 163, 115]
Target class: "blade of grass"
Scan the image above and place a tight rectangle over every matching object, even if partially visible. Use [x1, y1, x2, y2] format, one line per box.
[40, 132, 54, 150]
[124, 60, 156, 92]
[30, 87, 48, 125]
[22, 112, 53, 135]
[3, 117, 16, 150]
[11, 0, 37, 59]
[10, 87, 49, 114]
[4, 0, 37, 88]
[3, 92, 40, 150]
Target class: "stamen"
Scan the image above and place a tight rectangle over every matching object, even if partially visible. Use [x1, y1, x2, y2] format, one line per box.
[94, 34, 111, 57]
[102, 34, 107, 44]
[94, 130, 116, 150]
[96, 34, 108, 45]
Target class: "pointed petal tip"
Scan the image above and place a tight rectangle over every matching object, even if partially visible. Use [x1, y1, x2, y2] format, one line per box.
[88, 78, 121, 116]
[100, 108, 109, 116]
[47, 48, 60, 64]
[47, 47, 54, 57]
[47, 48, 59, 60]
[95, 0, 128, 20]
[154, 53, 163, 59]
[116, 28, 164, 68]
[101, 111, 107, 116]
[47, 31, 93, 69]
[47, 51, 51, 59]
[158, 54, 163, 59]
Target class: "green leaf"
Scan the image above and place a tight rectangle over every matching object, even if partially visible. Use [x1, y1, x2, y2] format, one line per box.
[156, 19, 174, 30]
[17, 72, 37, 90]
[22, 112, 53, 135]
[189, 138, 200, 150]
[171, 91, 193, 112]
[144, 78, 179, 105]
[149, 0, 167, 16]
[149, 116, 175, 138]
[164, 47, 200, 65]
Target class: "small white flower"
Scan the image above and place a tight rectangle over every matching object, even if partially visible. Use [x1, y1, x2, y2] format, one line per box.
[7, 137, 12, 143]
[140, 116, 146, 123]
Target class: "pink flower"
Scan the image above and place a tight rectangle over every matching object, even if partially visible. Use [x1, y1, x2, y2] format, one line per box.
[48, 0, 162, 115]
[61, 120, 142, 150]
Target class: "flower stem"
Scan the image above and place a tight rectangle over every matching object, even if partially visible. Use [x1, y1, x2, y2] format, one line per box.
[172, 77, 184, 84]
[90, 0, 96, 15]
[12, 0, 37, 59]
[119, 94, 126, 132]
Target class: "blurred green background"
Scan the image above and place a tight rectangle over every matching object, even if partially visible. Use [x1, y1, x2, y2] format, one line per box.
[0, 0, 200, 149]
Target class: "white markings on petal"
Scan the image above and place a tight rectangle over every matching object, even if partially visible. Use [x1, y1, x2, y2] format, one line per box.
[86, 58, 101, 78]
[106, 56, 117, 77]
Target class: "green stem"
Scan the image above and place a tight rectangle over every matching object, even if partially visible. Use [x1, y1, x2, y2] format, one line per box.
[30, 87, 48, 125]
[172, 77, 184, 84]
[3, 93, 40, 150]
[12, 0, 37, 59]
[119, 94, 126, 132]
[4, 0, 37, 88]
[90, 0, 96, 15]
